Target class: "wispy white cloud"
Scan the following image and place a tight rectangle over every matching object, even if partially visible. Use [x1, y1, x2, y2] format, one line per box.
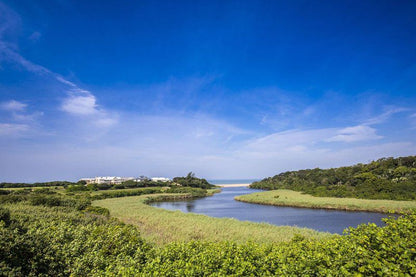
[243, 128, 335, 153]
[0, 100, 27, 111]
[0, 3, 117, 129]
[0, 99, 43, 125]
[0, 2, 20, 40]
[327, 125, 382, 143]
[0, 123, 29, 136]
[28, 31, 41, 42]
[60, 88, 118, 128]
[11, 111, 43, 122]
[363, 106, 409, 125]
[61, 93, 98, 115]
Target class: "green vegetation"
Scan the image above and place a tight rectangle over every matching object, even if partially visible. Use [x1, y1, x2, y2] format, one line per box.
[85, 179, 173, 190]
[93, 194, 328, 245]
[251, 156, 416, 200]
[172, 172, 215, 189]
[1, 189, 416, 275]
[1, 176, 416, 275]
[0, 203, 150, 276]
[0, 172, 215, 191]
[236, 189, 416, 213]
[0, 181, 77, 188]
[91, 187, 164, 200]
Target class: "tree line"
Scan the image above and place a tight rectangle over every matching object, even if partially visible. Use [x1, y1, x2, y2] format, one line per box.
[1, 172, 215, 191]
[250, 156, 416, 200]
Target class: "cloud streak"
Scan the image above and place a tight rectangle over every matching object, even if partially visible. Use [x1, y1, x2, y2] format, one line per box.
[62, 93, 98, 115]
[0, 100, 27, 111]
[327, 125, 382, 143]
[0, 123, 29, 137]
[0, 10, 117, 130]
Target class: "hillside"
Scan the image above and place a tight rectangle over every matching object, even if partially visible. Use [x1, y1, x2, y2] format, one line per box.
[250, 156, 416, 200]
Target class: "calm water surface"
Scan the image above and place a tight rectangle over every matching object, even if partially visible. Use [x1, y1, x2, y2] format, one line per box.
[150, 186, 389, 234]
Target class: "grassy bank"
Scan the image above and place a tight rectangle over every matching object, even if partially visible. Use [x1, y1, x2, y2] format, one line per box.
[236, 189, 416, 213]
[3, 187, 416, 275]
[93, 193, 330, 245]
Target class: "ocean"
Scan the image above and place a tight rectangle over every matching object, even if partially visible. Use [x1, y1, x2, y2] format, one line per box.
[208, 179, 259, 185]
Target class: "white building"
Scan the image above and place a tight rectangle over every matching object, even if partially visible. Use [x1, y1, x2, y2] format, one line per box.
[151, 177, 171, 182]
[79, 176, 135, 185]
[80, 176, 170, 184]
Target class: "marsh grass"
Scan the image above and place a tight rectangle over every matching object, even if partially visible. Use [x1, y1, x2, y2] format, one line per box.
[3, 186, 64, 191]
[93, 193, 330, 245]
[235, 189, 416, 213]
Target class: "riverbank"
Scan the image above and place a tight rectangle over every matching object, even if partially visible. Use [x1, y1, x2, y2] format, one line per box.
[235, 189, 416, 213]
[93, 193, 331, 245]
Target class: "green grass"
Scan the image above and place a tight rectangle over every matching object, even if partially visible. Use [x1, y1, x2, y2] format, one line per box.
[236, 189, 416, 213]
[89, 187, 219, 196]
[2, 186, 64, 191]
[93, 193, 331, 245]
[89, 186, 164, 195]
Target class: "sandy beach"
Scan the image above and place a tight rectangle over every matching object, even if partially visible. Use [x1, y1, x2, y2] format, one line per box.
[216, 183, 250, 187]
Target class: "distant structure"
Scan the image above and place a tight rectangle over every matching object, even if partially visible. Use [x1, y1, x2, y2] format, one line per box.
[80, 176, 135, 185]
[79, 175, 171, 184]
[151, 177, 171, 182]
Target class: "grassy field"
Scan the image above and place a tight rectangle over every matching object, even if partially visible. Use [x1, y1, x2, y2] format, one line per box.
[90, 187, 220, 195]
[89, 187, 164, 195]
[236, 189, 416, 213]
[1, 186, 64, 191]
[93, 193, 330, 245]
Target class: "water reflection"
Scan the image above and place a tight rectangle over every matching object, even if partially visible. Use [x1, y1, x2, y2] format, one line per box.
[186, 201, 195, 212]
[150, 187, 389, 234]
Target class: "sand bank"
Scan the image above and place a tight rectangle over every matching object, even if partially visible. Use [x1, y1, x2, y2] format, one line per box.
[217, 183, 250, 187]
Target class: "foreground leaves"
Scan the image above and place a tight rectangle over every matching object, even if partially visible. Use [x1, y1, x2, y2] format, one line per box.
[1, 198, 415, 276]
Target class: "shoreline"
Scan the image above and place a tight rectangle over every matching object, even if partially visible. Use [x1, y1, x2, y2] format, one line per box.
[93, 193, 329, 245]
[216, 183, 250, 187]
[235, 189, 416, 214]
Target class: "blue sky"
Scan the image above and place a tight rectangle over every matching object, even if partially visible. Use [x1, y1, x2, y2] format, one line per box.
[1, 0, 416, 182]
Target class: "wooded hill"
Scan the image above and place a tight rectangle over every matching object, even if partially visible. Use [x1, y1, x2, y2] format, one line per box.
[250, 156, 416, 200]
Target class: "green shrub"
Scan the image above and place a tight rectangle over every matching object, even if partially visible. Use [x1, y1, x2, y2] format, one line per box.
[0, 207, 10, 226]
[66, 184, 89, 192]
[165, 187, 208, 197]
[84, 206, 110, 217]
[0, 189, 11, 195]
[33, 188, 56, 194]
[92, 188, 162, 200]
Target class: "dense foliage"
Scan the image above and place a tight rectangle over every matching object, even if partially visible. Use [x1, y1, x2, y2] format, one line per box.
[91, 188, 164, 200]
[165, 187, 209, 197]
[251, 156, 416, 200]
[1, 187, 415, 276]
[0, 181, 78, 188]
[0, 173, 212, 191]
[173, 172, 214, 189]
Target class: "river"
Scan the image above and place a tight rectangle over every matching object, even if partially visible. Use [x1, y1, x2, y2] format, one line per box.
[150, 186, 389, 234]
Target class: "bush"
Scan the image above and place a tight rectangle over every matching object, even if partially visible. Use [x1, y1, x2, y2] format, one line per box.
[65, 185, 88, 192]
[92, 188, 163, 200]
[29, 194, 91, 210]
[0, 207, 10, 226]
[0, 189, 11, 195]
[84, 206, 110, 217]
[165, 187, 208, 197]
[173, 172, 214, 189]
